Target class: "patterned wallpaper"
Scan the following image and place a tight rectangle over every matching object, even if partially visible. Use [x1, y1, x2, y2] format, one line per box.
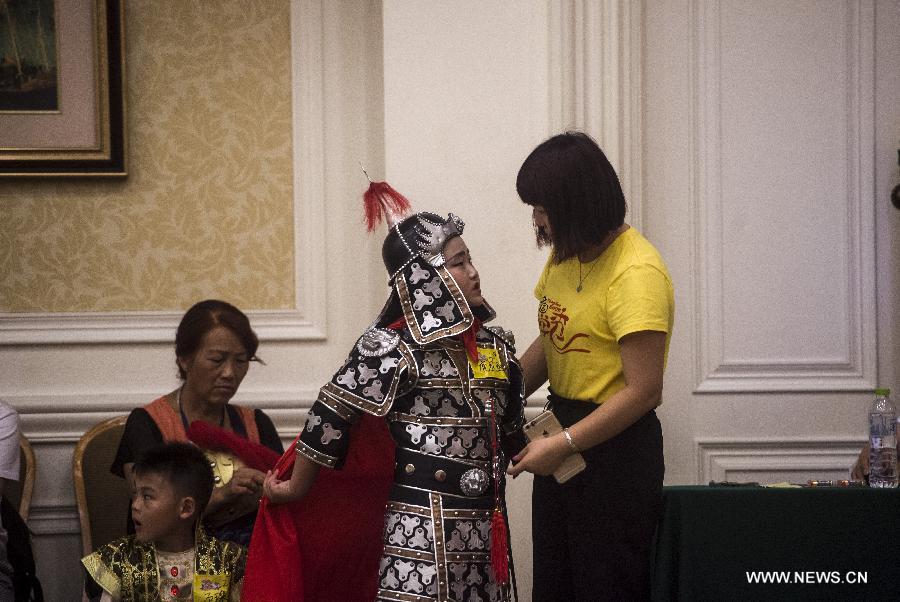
[0, 1, 295, 312]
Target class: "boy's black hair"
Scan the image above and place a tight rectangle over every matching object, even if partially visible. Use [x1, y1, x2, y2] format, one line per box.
[132, 442, 215, 518]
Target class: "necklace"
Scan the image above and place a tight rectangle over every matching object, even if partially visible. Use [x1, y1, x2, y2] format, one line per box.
[576, 257, 601, 292]
[177, 386, 225, 431]
[575, 225, 628, 292]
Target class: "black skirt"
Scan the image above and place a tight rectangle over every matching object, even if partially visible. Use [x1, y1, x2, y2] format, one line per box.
[531, 391, 664, 602]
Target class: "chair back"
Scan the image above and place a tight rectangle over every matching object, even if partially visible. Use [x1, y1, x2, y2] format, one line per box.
[73, 416, 129, 556]
[3, 434, 36, 520]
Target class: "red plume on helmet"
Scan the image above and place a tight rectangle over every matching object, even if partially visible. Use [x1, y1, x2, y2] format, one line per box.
[363, 177, 412, 231]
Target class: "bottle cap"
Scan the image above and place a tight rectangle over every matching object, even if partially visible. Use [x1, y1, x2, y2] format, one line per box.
[874, 388, 890, 396]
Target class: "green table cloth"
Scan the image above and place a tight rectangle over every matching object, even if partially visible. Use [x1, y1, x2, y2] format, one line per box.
[652, 485, 900, 601]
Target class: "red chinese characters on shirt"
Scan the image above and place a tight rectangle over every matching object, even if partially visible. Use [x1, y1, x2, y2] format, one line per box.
[538, 296, 590, 354]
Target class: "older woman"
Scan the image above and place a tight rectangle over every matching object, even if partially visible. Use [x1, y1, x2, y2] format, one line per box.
[111, 299, 284, 547]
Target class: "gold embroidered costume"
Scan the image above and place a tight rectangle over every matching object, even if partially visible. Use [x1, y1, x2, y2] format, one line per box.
[81, 527, 245, 602]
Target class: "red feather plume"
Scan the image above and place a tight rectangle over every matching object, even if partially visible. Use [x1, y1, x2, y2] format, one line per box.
[363, 181, 412, 231]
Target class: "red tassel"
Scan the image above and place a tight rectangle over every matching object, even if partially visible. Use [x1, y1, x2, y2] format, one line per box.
[491, 508, 510, 584]
[363, 181, 412, 231]
[387, 317, 407, 331]
[460, 318, 482, 362]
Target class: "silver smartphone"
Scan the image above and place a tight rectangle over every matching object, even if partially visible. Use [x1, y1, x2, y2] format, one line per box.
[522, 410, 587, 483]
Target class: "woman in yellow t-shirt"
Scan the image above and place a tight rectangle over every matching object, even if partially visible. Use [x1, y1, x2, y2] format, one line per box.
[508, 131, 674, 601]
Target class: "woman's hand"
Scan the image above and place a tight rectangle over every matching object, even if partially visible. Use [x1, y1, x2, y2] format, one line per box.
[227, 467, 265, 498]
[507, 433, 571, 478]
[221, 466, 265, 499]
[203, 467, 266, 525]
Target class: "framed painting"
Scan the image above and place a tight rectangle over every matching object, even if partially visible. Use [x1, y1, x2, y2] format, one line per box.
[0, 0, 125, 176]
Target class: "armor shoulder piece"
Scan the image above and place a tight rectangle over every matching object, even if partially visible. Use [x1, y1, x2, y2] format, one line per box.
[486, 324, 516, 353]
[325, 331, 414, 416]
[356, 327, 401, 357]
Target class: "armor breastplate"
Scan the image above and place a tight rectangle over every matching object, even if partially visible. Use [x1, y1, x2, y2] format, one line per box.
[389, 333, 511, 467]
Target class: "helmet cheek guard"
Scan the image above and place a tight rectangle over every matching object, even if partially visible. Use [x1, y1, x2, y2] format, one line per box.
[362, 179, 493, 343]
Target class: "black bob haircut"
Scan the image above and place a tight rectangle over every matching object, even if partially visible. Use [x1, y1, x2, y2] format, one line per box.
[516, 131, 626, 262]
[132, 442, 215, 518]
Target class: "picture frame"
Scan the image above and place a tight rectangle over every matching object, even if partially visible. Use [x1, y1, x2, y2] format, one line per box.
[0, 0, 126, 177]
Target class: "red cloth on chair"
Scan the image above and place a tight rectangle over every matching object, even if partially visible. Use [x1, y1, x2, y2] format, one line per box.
[240, 414, 396, 602]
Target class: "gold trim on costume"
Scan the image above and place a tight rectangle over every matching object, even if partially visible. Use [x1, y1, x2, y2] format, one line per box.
[81, 553, 122, 600]
[295, 439, 339, 468]
[318, 389, 359, 423]
[430, 492, 448, 601]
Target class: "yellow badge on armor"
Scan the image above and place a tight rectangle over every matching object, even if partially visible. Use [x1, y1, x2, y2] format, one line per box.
[469, 347, 507, 380]
[193, 573, 229, 601]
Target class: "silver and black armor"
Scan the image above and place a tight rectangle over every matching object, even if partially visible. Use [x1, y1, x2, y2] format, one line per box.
[298, 325, 525, 601]
[298, 186, 526, 602]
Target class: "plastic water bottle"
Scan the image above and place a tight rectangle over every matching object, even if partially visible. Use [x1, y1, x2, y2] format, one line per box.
[868, 388, 897, 488]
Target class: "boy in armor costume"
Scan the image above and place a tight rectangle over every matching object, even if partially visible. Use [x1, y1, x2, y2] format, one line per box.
[247, 182, 527, 602]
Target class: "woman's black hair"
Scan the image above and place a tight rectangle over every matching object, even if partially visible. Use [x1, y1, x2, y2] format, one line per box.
[516, 131, 626, 261]
[175, 299, 260, 379]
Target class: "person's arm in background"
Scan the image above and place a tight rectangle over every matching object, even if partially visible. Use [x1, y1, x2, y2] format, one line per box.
[519, 336, 548, 399]
[0, 402, 20, 602]
[0, 403, 19, 497]
[509, 330, 666, 477]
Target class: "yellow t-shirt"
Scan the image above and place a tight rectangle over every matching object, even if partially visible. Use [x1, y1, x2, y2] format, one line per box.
[534, 227, 674, 404]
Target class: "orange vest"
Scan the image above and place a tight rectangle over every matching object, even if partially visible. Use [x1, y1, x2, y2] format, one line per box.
[143, 396, 260, 444]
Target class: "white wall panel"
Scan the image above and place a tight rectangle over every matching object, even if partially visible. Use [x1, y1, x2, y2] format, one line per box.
[644, 0, 890, 489]
[549, 0, 643, 229]
[694, 0, 876, 392]
[381, 0, 551, 356]
[3, 1, 386, 598]
[697, 437, 863, 483]
[0, 0, 331, 342]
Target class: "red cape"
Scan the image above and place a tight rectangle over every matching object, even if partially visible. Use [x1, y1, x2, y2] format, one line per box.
[236, 415, 395, 602]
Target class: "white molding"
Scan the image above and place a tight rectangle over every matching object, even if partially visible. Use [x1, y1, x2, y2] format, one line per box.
[290, 0, 329, 338]
[11, 388, 318, 442]
[692, 0, 877, 393]
[27, 505, 82, 537]
[696, 437, 865, 484]
[548, 0, 643, 230]
[0, 0, 328, 346]
[0, 308, 325, 345]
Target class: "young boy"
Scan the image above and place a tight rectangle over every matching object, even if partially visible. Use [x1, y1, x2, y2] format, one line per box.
[82, 442, 246, 601]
